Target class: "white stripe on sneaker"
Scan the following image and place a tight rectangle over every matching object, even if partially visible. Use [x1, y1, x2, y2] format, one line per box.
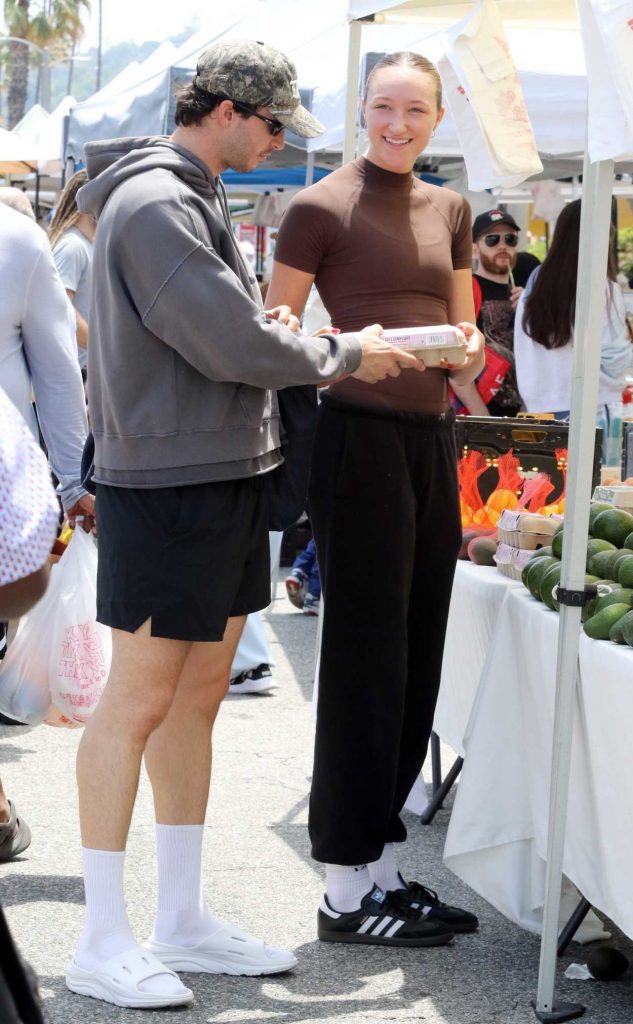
[369, 916, 394, 936]
[357, 916, 379, 934]
[384, 920, 406, 938]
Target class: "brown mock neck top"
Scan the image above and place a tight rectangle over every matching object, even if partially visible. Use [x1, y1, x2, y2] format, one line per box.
[273, 156, 473, 413]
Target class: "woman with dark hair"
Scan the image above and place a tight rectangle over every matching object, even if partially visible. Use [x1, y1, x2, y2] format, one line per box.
[514, 199, 631, 425]
[267, 51, 483, 946]
[49, 170, 95, 375]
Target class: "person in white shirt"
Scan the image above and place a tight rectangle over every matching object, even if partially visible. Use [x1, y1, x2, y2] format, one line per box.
[49, 171, 95, 375]
[514, 199, 631, 424]
[0, 385, 60, 862]
[0, 202, 92, 523]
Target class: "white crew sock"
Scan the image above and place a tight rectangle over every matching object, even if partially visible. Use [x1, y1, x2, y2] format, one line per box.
[74, 849, 136, 969]
[74, 848, 185, 996]
[367, 843, 406, 893]
[152, 824, 222, 947]
[325, 864, 373, 912]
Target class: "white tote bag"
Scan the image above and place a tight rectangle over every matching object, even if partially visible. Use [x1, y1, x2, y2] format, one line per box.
[0, 528, 111, 727]
[438, 0, 543, 191]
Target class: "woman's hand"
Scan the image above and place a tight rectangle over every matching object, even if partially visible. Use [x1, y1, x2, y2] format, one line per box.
[444, 322, 485, 386]
[264, 304, 301, 333]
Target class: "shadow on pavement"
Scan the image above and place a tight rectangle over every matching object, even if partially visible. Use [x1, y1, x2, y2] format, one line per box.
[0, 874, 83, 906]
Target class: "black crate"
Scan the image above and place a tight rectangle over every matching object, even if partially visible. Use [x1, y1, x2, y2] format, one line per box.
[454, 417, 602, 503]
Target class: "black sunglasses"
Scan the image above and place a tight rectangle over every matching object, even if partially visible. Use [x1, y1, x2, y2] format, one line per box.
[231, 99, 285, 136]
[483, 233, 519, 248]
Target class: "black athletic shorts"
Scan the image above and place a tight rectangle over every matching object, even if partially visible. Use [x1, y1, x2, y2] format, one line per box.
[95, 478, 271, 642]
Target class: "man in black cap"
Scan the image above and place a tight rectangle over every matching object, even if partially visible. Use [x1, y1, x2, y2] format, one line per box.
[471, 208, 524, 416]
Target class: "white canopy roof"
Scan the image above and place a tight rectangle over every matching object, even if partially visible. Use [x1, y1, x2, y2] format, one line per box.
[67, 0, 596, 167]
[347, 0, 578, 25]
[0, 126, 42, 173]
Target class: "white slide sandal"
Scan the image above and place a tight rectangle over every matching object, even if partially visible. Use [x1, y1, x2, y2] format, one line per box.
[65, 947, 194, 1008]
[145, 922, 298, 976]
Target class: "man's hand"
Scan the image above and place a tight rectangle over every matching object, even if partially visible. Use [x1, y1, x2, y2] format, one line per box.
[352, 324, 425, 384]
[510, 285, 523, 310]
[66, 493, 96, 533]
[264, 304, 301, 333]
[445, 322, 485, 386]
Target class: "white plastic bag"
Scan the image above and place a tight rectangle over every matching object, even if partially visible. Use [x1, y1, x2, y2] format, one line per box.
[0, 528, 111, 727]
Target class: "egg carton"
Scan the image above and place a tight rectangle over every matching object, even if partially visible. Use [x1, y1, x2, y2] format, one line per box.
[592, 485, 633, 509]
[496, 509, 561, 550]
[381, 325, 467, 367]
[494, 542, 536, 581]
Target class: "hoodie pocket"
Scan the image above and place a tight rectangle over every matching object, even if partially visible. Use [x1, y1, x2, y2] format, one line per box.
[237, 383, 270, 427]
[175, 367, 268, 433]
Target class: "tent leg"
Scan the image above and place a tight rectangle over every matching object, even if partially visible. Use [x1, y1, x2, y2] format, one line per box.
[420, 754, 463, 825]
[342, 19, 362, 164]
[532, 154, 614, 1023]
[431, 731, 442, 794]
[557, 897, 592, 957]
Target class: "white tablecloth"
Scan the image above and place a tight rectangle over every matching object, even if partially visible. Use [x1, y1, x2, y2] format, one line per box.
[443, 583, 633, 941]
[434, 561, 521, 756]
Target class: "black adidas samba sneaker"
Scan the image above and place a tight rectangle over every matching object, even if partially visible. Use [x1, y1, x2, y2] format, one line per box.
[318, 885, 454, 946]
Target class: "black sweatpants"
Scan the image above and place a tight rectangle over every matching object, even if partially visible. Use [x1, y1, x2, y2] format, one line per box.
[308, 395, 461, 865]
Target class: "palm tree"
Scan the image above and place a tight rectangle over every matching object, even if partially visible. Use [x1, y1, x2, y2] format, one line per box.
[3, 0, 90, 127]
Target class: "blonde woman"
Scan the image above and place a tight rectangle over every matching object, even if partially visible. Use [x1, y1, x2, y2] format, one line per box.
[49, 170, 95, 375]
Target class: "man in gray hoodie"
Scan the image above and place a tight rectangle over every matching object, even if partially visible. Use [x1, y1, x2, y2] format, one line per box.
[67, 39, 421, 1009]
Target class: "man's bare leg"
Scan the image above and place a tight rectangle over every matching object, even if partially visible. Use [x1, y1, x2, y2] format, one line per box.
[71, 619, 193, 999]
[77, 619, 191, 849]
[144, 616, 244, 947]
[142, 616, 297, 973]
[143, 615, 246, 826]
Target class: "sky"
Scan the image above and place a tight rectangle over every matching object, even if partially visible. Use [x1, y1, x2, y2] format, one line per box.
[80, 0, 202, 51]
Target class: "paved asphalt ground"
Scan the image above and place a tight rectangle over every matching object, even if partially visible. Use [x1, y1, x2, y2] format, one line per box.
[2, 570, 633, 1024]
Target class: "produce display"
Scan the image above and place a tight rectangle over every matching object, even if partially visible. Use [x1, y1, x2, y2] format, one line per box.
[520, 502, 633, 645]
[458, 447, 567, 568]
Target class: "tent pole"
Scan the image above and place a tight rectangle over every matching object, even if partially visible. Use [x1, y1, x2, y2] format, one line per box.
[532, 154, 614, 1024]
[343, 19, 363, 165]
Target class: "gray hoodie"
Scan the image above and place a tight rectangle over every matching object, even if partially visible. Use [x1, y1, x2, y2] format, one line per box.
[79, 137, 362, 487]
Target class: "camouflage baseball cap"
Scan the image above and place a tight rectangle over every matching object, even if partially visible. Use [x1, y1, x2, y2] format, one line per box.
[193, 39, 324, 139]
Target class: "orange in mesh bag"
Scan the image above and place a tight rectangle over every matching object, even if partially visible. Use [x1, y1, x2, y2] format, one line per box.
[516, 472, 556, 514]
[458, 449, 488, 528]
[537, 448, 567, 516]
[478, 450, 523, 527]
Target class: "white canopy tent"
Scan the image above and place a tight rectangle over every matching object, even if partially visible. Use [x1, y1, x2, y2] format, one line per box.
[344, 2, 633, 1022]
[64, 0, 614, 184]
[0, 127, 42, 174]
[12, 96, 76, 176]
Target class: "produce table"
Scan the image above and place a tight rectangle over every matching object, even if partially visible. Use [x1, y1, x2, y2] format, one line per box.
[441, 575, 633, 941]
[434, 561, 521, 756]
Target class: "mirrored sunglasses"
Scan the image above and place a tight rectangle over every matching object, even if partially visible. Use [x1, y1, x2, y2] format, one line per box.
[483, 233, 519, 248]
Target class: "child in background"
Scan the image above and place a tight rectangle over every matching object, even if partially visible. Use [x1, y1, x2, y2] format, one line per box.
[285, 538, 320, 616]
